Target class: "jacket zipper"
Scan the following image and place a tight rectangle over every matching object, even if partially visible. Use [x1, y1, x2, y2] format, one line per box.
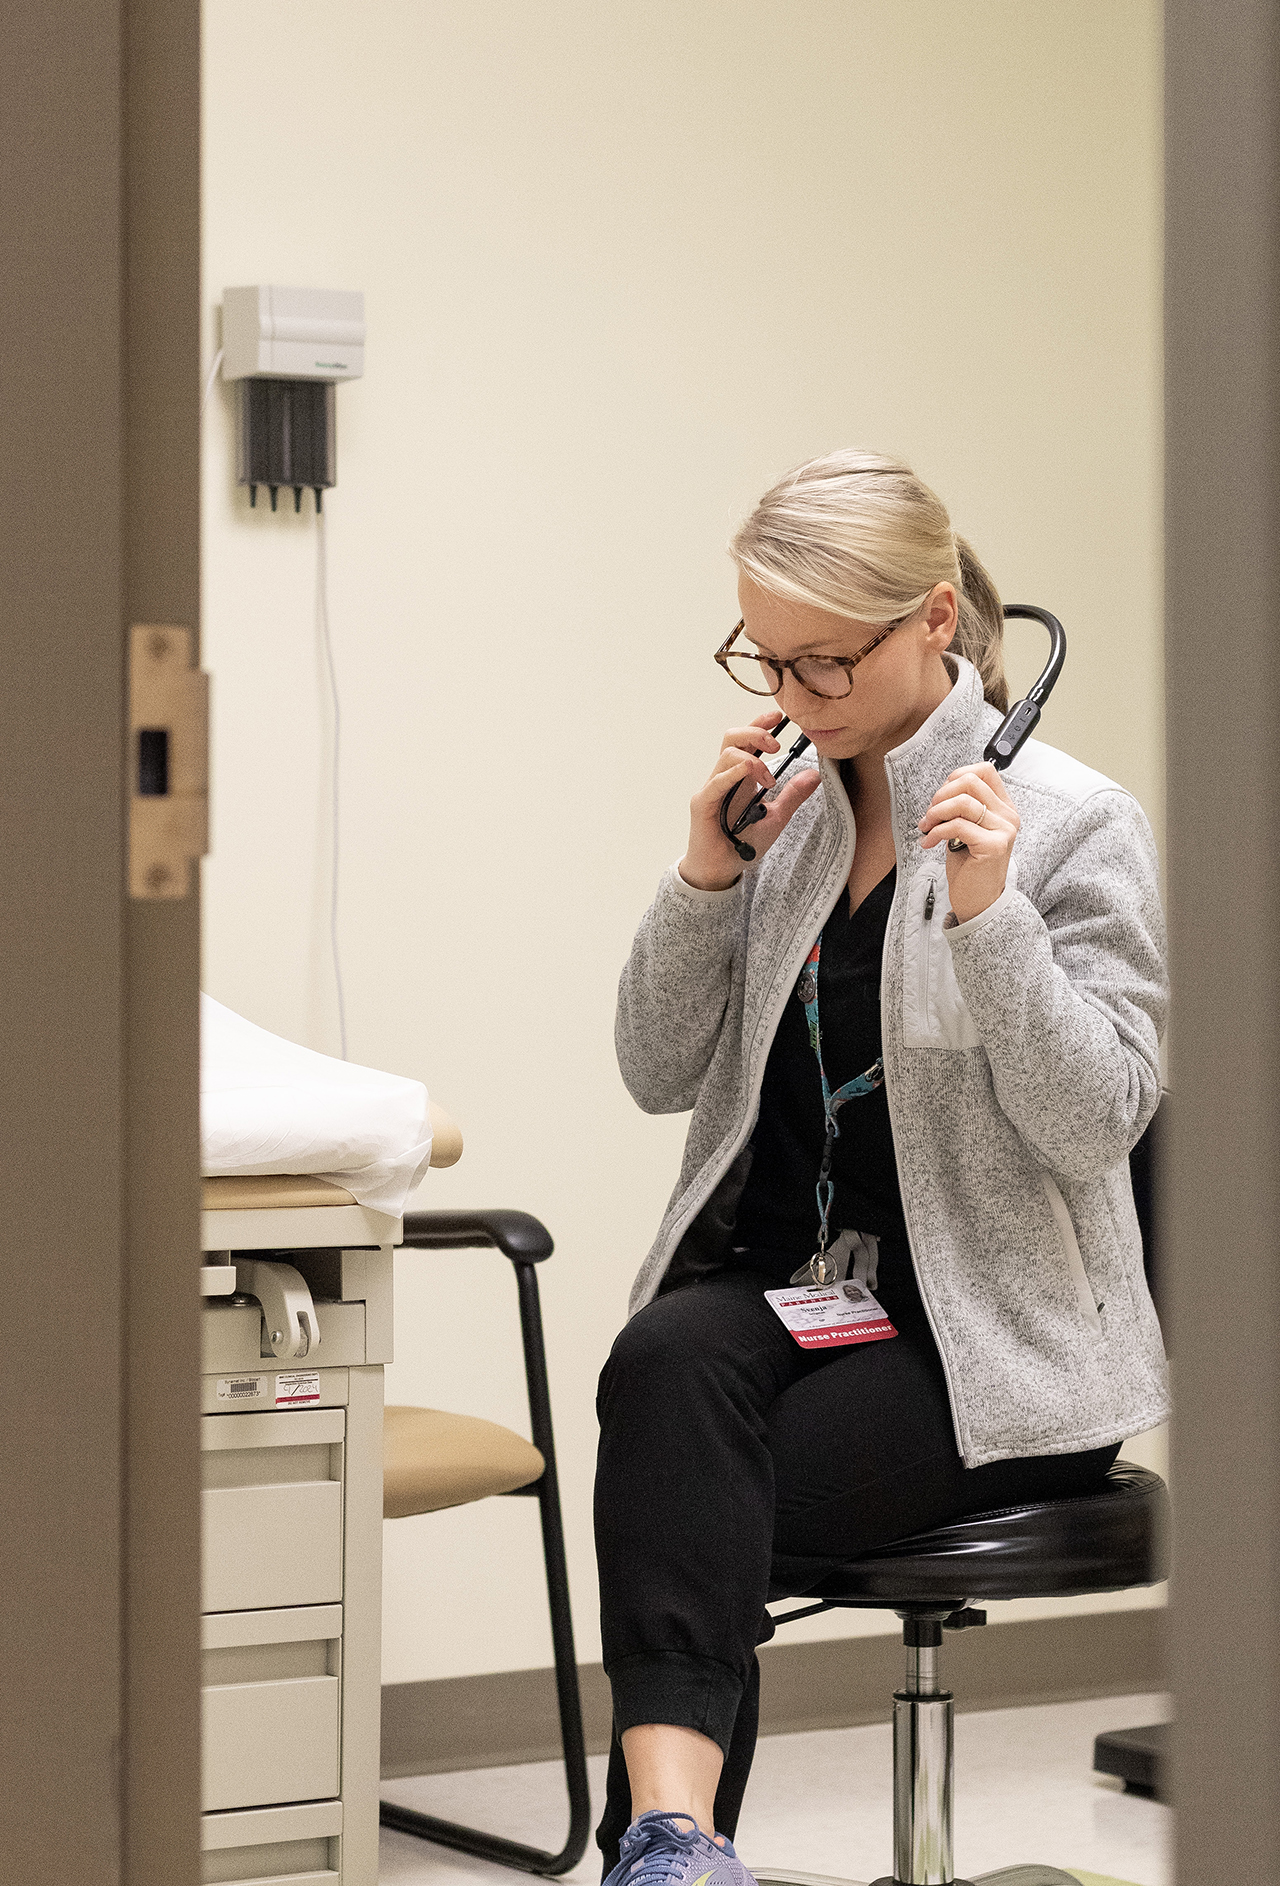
[880, 763, 967, 1456]
[1041, 1172, 1104, 1334]
[916, 878, 935, 1033]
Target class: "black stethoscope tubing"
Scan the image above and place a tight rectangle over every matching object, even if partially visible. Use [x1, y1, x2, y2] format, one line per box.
[718, 602, 1067, 863]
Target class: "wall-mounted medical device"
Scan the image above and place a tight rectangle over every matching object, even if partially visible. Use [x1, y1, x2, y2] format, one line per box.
[221, 284, 365, 513]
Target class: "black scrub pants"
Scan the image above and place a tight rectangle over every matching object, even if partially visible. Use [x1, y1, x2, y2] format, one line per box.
[593, 1258, 1118, 1876]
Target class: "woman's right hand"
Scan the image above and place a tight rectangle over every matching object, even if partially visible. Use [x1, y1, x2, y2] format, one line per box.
[678, 710, 822, 891]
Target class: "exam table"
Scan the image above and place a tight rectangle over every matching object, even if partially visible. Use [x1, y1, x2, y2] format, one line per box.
[199, 1101, 462, 1886]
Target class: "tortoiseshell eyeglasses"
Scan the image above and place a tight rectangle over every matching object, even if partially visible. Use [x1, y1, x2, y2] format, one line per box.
[714, 615, 906, 699]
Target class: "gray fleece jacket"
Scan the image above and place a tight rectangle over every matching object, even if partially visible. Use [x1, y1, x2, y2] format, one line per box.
[615, 656, 1169, 1468]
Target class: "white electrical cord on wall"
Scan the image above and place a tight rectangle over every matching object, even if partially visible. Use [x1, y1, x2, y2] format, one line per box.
[202, 347, 225, 418]
[203, 339, 348, 1060]
[315, 507, 348, 1060]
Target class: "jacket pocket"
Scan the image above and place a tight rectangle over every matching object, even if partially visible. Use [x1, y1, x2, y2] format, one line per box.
[901, 865, 980, 1051]
[1041, 1172, 1104, 1335]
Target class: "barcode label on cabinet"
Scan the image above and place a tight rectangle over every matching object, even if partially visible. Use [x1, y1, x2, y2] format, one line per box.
[276, 1370, 321, 1406]
[216, 1375, 268, 1402]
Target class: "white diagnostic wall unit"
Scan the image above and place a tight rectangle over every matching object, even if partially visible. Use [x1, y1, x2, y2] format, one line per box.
[220, 285, 365, 511]
[222, 285, 366, 381]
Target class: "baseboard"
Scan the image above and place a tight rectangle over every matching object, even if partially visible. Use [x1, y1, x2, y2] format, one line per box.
[380, 1606, 1165, 1779]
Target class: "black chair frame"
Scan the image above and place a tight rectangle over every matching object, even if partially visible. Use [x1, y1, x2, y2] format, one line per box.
[380, 1208, 590, 1877]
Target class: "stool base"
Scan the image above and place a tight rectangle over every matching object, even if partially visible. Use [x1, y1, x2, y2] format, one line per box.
[757, 1866, 1080, 1886]
[968, 1871, 1084, 1884]
[870, 1875, 976, 1884]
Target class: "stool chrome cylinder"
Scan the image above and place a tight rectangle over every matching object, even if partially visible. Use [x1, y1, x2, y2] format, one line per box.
[892, 1687, 953, 1884]
[881, 1615, 958, 1886]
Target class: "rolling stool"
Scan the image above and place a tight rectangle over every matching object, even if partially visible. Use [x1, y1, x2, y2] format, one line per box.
[755, 1461, 1169, 1886]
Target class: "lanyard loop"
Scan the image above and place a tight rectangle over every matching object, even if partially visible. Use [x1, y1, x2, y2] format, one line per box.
[797, 931, 883, 1259]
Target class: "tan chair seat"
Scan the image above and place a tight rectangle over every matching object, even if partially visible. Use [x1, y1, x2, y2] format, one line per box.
[383, 1405, 544, 1518]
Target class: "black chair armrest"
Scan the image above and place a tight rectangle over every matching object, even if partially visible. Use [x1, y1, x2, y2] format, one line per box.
[399, 1208, 554, 1265]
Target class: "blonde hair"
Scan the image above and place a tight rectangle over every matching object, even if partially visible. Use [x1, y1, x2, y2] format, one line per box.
[729, 449, 1008, 712]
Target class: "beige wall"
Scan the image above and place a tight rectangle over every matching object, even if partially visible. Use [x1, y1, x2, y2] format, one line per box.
[201, 0, 1163, 1685]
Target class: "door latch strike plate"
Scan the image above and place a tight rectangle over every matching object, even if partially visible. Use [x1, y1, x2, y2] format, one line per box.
[128, 624, 210, 900]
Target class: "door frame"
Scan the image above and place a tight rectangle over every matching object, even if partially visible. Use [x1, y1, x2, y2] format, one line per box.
[0, 3, 203, 1880]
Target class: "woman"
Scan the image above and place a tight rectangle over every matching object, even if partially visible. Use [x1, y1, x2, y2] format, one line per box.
[594, 451, 1168, 1886]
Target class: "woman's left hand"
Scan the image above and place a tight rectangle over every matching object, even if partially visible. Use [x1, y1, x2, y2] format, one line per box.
[918, 762, 1021, 924]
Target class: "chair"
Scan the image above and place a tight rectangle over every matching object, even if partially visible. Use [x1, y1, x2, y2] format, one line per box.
[379, 1208, 591, 1877]
[757, 1114, 1170, 1886]
[756, 1464, 1167, 1886]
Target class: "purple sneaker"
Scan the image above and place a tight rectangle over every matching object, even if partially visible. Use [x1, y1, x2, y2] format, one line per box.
[603, 1809, 758, 1886]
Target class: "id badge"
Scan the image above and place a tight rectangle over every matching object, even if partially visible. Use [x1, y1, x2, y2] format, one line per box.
[764, 1277, 898, 1350]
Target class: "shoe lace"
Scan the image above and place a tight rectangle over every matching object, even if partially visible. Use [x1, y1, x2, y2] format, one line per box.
[624, 1819, 702, 1886]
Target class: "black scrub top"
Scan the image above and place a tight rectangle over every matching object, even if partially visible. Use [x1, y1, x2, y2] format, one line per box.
[731, 868, 910, 1276]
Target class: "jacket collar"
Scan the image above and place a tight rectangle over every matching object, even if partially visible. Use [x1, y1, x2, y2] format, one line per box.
[816, 655, 996, 853]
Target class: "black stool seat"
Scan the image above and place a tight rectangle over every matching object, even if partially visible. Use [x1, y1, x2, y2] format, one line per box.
[804, 1463, 1168, 1610]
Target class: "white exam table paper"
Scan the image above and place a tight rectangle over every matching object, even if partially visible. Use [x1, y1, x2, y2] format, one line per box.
[201, 994, 433, 1216]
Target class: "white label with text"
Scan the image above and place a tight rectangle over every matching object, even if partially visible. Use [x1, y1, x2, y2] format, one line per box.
[275, 1370, 321, 1406]
[216, 1375, 268, 1402]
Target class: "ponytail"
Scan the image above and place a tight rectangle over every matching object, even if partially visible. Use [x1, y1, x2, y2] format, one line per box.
[953, 536, 1008, 713]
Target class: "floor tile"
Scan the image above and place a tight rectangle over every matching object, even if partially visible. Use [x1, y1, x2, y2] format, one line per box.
[379, 1692, 1171, 1886]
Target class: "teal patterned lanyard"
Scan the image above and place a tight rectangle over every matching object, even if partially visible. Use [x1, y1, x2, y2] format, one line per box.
[795, 929, 884, 1272]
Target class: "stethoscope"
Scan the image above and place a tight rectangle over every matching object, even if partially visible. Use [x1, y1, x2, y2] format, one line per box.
[718, 603, 1067, 862]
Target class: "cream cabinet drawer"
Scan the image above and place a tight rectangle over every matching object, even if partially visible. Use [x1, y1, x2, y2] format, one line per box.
[203, 1673, 340, 1811]
[200, 1771, 342, 1881]
[201, 1406, 345, 1613]
[203, 1480, 343, 1612]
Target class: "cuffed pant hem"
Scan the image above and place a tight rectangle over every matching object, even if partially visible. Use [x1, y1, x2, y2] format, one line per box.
[607, 1650, 745, 1757]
